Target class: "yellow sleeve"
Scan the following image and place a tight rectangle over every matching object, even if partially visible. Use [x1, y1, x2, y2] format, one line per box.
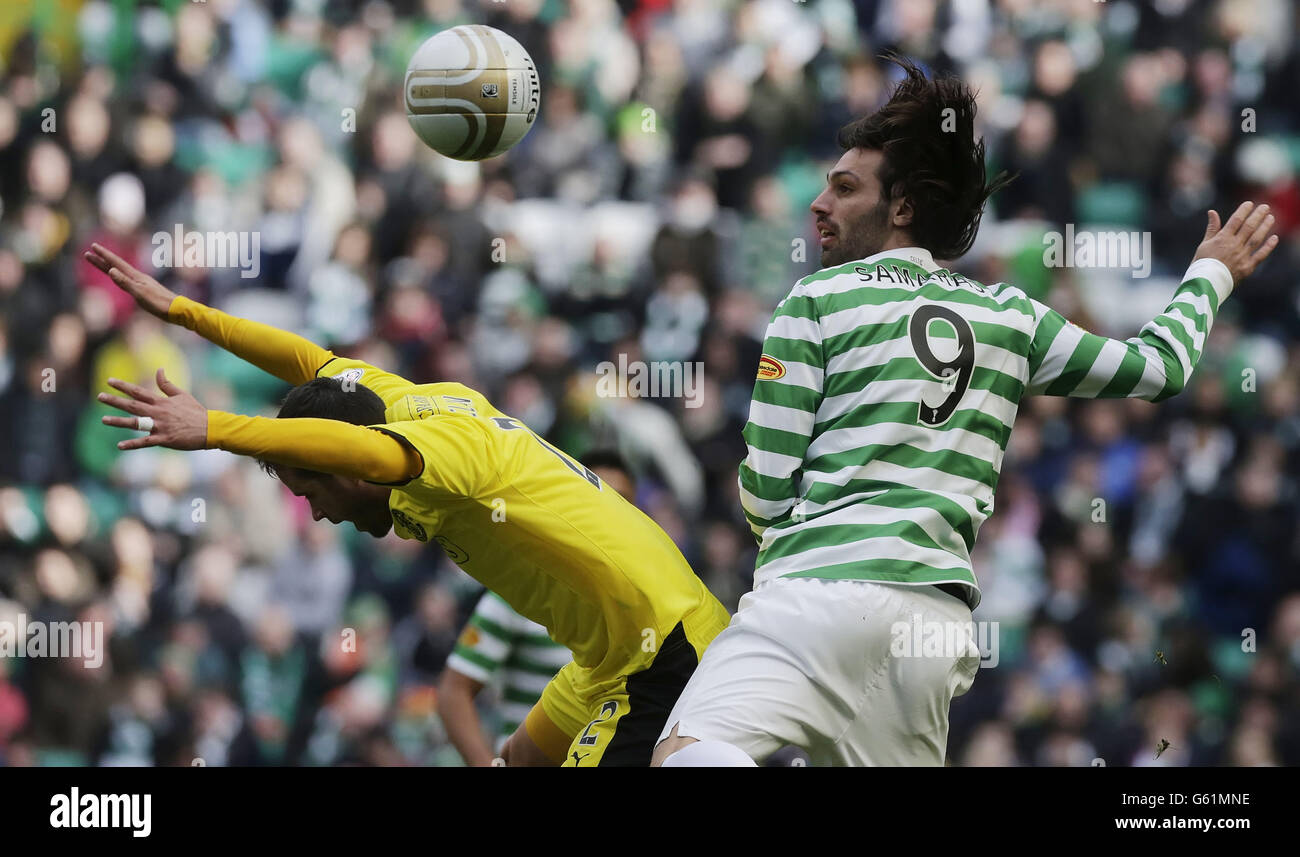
[206, 411, 423, 485]
[169, 296, 420, 404]
[168, 295, 334, 386]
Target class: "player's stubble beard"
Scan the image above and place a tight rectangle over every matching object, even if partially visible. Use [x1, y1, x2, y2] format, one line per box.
[820, 194, 893, 268]
[360, 490, 396, 537]
[342, 482, 396, 537]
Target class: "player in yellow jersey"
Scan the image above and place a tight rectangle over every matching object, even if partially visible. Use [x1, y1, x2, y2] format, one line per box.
[84, 243, 730, 767]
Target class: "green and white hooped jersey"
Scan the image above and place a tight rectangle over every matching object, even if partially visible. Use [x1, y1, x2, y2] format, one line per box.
[447, 591, 572, 742]
[739, 247, 1234, 610]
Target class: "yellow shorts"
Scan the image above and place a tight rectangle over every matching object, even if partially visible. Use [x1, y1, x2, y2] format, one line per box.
[524, 607, 728, 767]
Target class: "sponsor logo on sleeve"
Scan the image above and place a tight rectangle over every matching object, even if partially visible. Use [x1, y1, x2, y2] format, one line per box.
[435, 535, 470, 564]
[757, 355, 787, 381]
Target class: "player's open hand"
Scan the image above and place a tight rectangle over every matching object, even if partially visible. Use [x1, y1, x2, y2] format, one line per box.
[83, 243, 178, 321]
[99, 369, 208, 451]
[1192, 201, 1281, 285]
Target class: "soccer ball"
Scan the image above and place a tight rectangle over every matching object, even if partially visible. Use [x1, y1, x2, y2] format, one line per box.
[404, 25, 541, 161]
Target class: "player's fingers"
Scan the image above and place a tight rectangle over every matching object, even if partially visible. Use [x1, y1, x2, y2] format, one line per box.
[105, 266, 143, 291]
[1222, 201, 1253, 235]
[90, 242, 134, 273]
[1203, 210, 1221, 240]
[96, 391, 150, 416]
[106, 376, 159, 404]
[83, 249, 112, 274]
[116, 434, 165, 451]
[1245, 212, 1275, 251]
[101, 414, 146, 429]
[1249, 233, 1281, 265]
[156, 367, 183, 397]
[1238, 204, 1270, 241]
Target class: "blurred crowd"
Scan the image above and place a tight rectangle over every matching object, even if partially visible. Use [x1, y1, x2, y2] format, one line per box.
[1, 0, 1299, 767]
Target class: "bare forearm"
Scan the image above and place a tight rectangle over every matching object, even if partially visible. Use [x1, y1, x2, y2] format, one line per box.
[438, 678, 496, 767]
[169, 295, 334, 386]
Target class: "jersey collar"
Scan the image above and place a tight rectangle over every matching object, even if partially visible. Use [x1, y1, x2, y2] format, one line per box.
[855, 246, 940, 272]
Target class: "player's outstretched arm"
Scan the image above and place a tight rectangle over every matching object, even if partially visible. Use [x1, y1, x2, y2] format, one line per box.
[738, 285, 825, 541]
[84, 242, 333, 386]
[1025, 202, 1280, 402]
[98, 371, 422, 484]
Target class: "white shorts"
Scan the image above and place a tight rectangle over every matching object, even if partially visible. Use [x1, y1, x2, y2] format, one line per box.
[657, 577, 981, 766]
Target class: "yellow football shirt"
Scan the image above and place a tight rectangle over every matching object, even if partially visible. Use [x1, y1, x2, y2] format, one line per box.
[316, 357, 725, 683]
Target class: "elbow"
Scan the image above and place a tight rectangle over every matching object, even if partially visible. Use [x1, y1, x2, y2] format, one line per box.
[438, 669, 484, 725]
[437, 669, 473, 708]
[371, 460, 414, 485]
[360, 436, 421, 484]
[1150, 369, 1188, 402]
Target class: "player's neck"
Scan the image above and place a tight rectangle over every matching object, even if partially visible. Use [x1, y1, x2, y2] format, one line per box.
[879, 231, 919, 255]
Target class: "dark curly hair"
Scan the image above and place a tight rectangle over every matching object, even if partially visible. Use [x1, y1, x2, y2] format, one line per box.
[836, 55, 1015, 260]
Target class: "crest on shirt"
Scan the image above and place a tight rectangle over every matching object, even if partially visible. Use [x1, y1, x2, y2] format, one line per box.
[757, 355, 786, 381]
[391, 508, 428, 541]
[332, 367, 364, 392]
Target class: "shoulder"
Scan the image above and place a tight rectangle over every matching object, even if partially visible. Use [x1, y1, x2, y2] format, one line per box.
[384, 383, 499, 424]
[936, 276, 1041, 322]
[789, 260, 868, 300]
[315, 357, 392, 389]
[975, 278, 1033, 306]
[766, 265, 857, 322]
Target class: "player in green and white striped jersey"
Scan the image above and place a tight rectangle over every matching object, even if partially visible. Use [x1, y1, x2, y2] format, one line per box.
[440, 590, 572, 765]
[655, 57, 1280, 768]
[732, 245, 1239, 601]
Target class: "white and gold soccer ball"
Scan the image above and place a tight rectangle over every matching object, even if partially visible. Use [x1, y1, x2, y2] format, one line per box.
[404, 25, 541, 161]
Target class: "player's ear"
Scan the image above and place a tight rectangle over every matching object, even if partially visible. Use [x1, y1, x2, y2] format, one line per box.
[892, 194, 914, 228]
